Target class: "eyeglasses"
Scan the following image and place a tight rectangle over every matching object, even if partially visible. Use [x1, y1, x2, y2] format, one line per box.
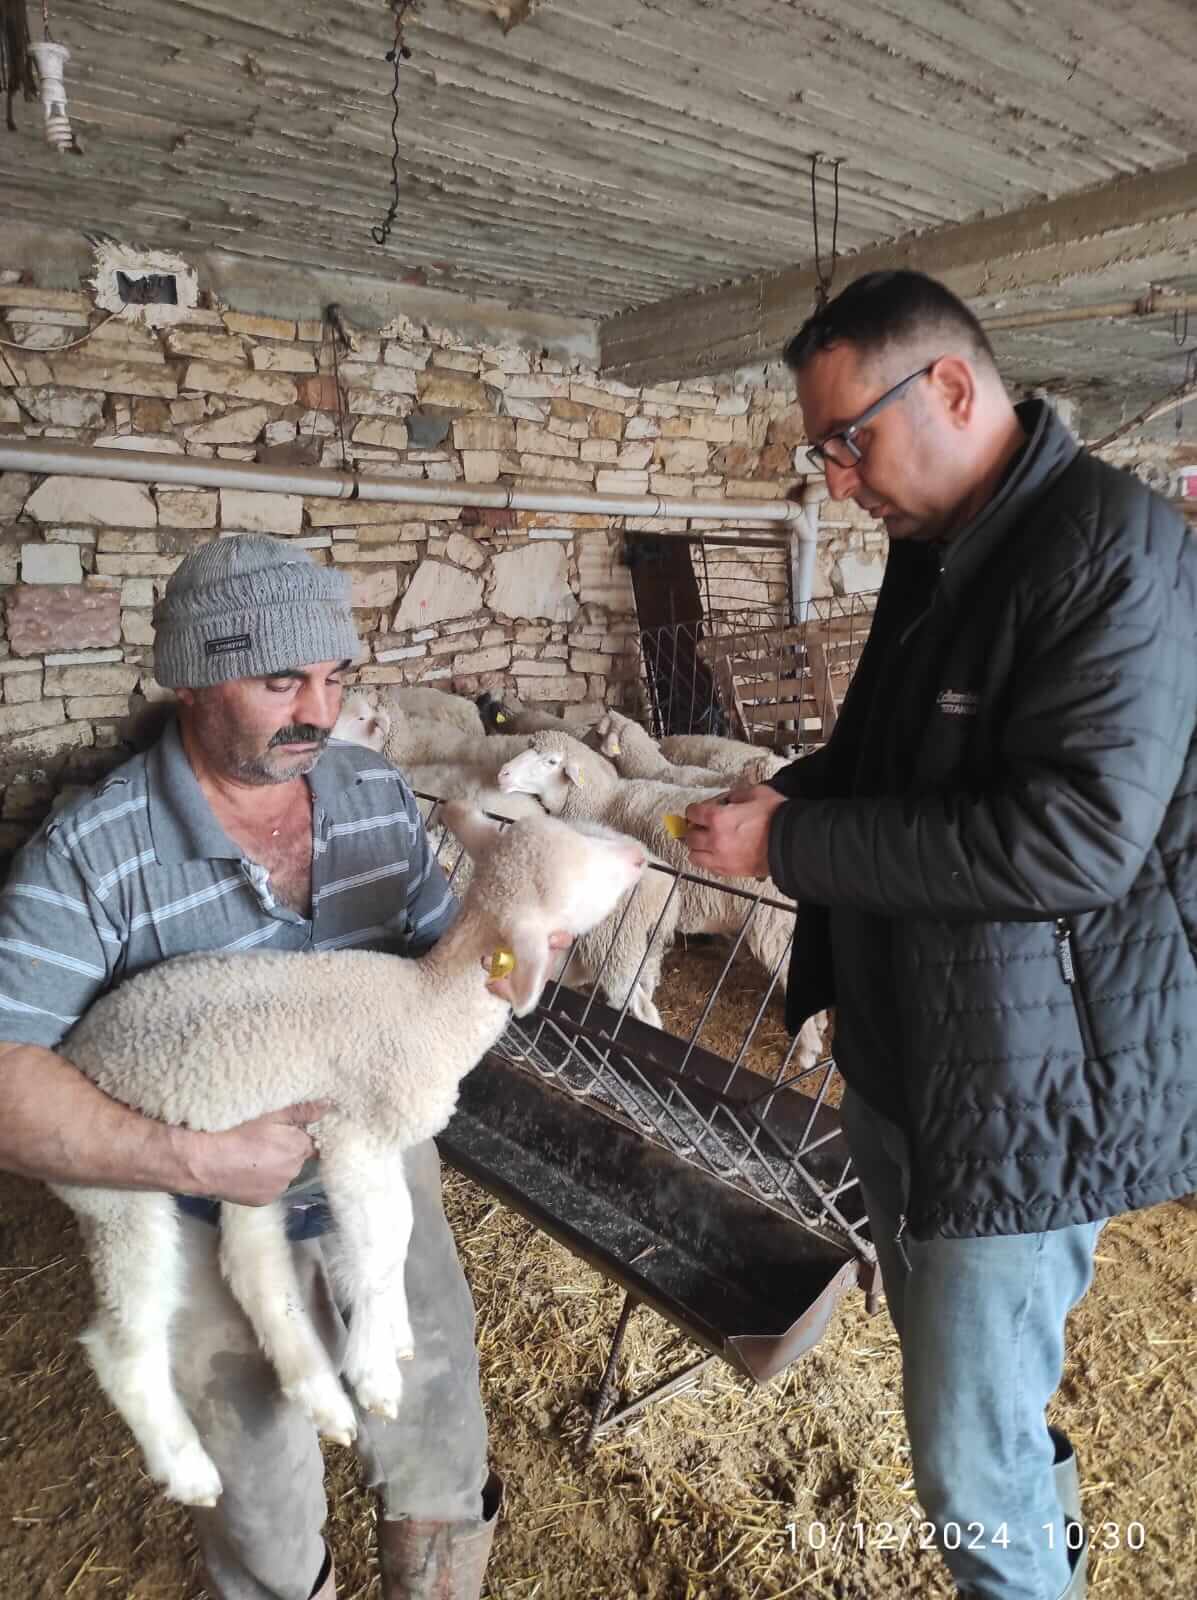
[805, 362, 936, 472]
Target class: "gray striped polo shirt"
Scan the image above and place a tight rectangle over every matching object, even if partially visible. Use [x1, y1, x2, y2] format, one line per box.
[0, 716, 458, 1234]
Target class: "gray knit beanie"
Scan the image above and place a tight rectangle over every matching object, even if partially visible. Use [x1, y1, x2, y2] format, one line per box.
[152, 535, 360, 689]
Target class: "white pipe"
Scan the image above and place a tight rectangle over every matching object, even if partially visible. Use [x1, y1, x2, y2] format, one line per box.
[0, 437, 807, 527]
[793, 483, 823, 621]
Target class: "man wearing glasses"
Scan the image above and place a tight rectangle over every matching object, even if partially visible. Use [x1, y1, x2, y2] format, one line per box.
[686, 270, 1196, 1600]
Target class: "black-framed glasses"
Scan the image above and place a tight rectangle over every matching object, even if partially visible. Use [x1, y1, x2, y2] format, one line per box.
[805, 362, 936, 471]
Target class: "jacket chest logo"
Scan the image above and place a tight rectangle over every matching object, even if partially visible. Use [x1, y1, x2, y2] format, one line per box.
[937, 689, 980, 717]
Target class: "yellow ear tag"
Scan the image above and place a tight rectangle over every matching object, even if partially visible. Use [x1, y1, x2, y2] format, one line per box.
[663, 813, 691, 839]
[574, 769, 584, 786]
[609, 742, 621, 756]
[495, 712, 507, 724]
[489, 948, 516, 980]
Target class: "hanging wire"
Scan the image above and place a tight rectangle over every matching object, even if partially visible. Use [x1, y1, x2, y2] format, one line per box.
[329, 310, 350, 469]
[1172, 302, 1190, 348]
[41, 0, 53, 40]
[305, 306, 352, 470]
[0, 304, 127, 353]
[810, 153, 843, 310]
[371, 0, 416, 248]
[1177, 350, 1197, 439]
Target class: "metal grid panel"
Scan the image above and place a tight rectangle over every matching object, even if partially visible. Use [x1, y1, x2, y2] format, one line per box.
[636, 591, 879, 746]
[419, 802, 873, 1266]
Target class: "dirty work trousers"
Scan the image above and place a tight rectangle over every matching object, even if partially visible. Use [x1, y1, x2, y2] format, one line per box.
[841, 1089, 1102, 1600]
[173, 1140, 489, 1600]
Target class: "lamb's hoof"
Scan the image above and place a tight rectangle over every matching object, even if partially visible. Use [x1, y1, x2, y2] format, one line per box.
[349, 1369, 403, 1420]
[285, 1374, 358, 1447]
[160, 1442, 223, 1507]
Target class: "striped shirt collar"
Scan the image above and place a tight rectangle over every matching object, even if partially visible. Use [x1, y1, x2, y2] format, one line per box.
[146, 718, 243, 866]
[145, 716, 368, 867]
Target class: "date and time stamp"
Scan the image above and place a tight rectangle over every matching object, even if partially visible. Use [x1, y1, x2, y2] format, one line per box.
[780, 1518, 1148, 1556]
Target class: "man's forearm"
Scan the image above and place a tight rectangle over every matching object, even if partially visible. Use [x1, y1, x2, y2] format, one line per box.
[0, 1043, 205, 1193]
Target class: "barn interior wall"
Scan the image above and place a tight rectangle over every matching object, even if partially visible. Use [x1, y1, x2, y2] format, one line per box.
[0, 233, 881, 861]
[2, 233, 1192, 864]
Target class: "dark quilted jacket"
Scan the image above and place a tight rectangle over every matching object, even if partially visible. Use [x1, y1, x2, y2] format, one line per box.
[767, 401, 1197, 1239]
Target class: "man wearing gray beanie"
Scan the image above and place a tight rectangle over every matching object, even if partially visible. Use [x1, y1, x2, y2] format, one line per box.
[0, 534, 502, 1599]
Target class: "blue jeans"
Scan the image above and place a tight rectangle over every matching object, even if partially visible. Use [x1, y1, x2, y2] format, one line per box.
[841, 1089, 1101, 1600]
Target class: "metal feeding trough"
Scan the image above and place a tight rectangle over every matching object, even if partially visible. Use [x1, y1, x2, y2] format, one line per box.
[432, 851, 878, 1441]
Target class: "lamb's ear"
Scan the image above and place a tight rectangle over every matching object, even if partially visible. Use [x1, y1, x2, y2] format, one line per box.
[491, 917, 553, 1016]
[439, 802, 503, 859]
[564, 758, 587, 788]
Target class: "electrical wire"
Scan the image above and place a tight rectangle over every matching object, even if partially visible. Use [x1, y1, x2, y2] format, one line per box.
[371, 1, 416, 248]
[810, 154, 842, 310]
[1090, 372, 1197, 453]
[0, 303, 128, 352]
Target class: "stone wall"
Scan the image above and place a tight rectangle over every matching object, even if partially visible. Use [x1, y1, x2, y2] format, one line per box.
[12, 259, 1182, 866]
[0, 263, 869, 862]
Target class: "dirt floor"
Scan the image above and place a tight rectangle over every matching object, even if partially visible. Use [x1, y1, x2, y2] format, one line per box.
[3, 953, 1196, 1599]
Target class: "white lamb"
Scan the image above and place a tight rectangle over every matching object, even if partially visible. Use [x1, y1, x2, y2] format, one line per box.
[399, 774, 677, 1030]
[547, 822, 680, 1029]
[335, 691, 534, 773]
[661, 731, 791, 780]
[595, 710, 732, 787]
[331, 691, 390, 752]
[50, 805, 647, 1508]
[598, 712, 789, 786]
[384, 684, 485, 738]
[330, 714, 670, 1024]
[497, 733, 824, 1069]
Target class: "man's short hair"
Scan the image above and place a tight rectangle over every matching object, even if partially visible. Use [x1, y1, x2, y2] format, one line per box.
[783, 270, 997, 375]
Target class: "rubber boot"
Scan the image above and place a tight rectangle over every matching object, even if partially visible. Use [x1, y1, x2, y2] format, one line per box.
[377, 1473, 502, 1599]
[310, 1548, 334, 1600]
[1049, 1428, 1087, 1599]
[201, 1542, 333, 1600]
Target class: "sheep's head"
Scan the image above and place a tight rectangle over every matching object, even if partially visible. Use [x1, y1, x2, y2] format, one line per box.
[439, 802, 647, 1015]
[596, 710, 641, 760]
[496, 732, 595, 813]
[333, 691, 390, 753]
[475, 689, 516, 731]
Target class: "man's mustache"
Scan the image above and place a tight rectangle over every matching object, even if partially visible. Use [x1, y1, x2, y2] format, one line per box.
[269, 724, 330, 748]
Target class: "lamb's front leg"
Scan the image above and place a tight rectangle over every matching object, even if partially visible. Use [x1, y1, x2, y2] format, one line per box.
[219, 1201, 357, 1447]
[319, 1127, 414, 1420]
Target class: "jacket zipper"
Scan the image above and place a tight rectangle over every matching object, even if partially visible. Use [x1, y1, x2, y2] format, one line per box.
[894, 1213, 912, 1272]
[1055, 917, 1098, 1059]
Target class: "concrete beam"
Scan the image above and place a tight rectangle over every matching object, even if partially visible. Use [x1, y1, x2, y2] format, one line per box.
[600, 156, 1197, 385]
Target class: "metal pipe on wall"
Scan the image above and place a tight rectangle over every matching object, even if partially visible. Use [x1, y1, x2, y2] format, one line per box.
[0, 436, 809, 528]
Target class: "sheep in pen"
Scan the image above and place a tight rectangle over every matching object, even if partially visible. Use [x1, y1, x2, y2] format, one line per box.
[329, 596, 886, 1440]
[413, 787, 876, 1446]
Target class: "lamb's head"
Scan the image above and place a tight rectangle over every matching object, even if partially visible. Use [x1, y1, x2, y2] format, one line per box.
[595, 710, 656, 763]
[496, 731, 606, 814]
[333, 691, 390, 753]
[439, 802, 647, 1015]
[475, 689, 516, 731]
[594, 711, 624, 759]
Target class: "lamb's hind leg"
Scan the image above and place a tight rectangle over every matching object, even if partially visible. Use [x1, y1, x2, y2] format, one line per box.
[319, 1129, 414, 1421]
[219, 1201, 357, 1447]
[64, 1188, 223, 1506]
